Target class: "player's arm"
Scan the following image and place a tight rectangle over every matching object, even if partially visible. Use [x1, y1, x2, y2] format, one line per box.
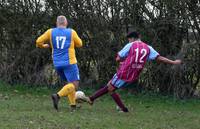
[156, 56, 181, 65]
[72, 29, 82, 48]
[36, 29, 51, 48]
[147, 45, 181, 65]
[116, 43, 132, 62]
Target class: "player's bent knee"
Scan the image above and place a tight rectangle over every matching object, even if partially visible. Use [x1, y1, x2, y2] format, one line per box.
[108, 84, 115, 93]
[108, 90, 115, 95]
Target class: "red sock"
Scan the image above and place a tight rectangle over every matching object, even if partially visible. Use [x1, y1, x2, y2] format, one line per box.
[90, 86, 108, 102]
[111, 93, 128, 112]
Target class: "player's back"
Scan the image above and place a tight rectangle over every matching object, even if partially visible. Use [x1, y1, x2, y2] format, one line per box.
[51, 28, 72, 67]
[117, 41, 150, 82]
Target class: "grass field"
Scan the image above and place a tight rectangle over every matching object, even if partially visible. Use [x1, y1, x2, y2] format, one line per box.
[0, 83, 200, 129]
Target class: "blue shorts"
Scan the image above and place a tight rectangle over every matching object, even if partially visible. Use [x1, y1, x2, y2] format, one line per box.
[55, 64, 80, 82]
[110, 74, 129, 88]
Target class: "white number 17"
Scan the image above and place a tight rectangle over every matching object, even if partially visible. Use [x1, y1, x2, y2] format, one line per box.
[56, 36, 66, 49]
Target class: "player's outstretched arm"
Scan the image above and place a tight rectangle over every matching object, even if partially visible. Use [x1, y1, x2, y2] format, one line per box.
[156, 56, 182, 65]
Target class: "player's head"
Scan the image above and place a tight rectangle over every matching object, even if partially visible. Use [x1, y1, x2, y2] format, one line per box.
[126, 31, 140, 42]
[56, 15, 68, 28]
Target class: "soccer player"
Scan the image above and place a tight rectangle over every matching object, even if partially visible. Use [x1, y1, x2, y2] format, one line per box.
[88, 31, 182, 112]
[36, 15, 83, 111]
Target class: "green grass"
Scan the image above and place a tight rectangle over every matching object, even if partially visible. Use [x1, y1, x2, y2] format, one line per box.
[0, 83, 200, 129]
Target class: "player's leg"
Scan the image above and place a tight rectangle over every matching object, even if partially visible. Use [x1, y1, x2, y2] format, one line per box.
[89, 85, 109, 104]
[51, 66, 68, 110]
[108, 74, 129, 112]
[65, 83, 76, 111]
[52, 65, 79, 111]
[64, 64, 80, 110]
[88, 74, 119, 104]
[108, 86, 128, 112]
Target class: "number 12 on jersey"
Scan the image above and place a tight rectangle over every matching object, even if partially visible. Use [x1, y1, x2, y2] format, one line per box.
[56, 36, 66, 49]
[135, 48, 147, 63]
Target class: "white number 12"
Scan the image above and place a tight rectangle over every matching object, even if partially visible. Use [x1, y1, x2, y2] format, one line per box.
[56, 36, 66, 49]
[135, 48, 147, 63]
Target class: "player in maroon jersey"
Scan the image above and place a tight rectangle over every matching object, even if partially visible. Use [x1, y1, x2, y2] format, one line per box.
[87, 31, 181, 112]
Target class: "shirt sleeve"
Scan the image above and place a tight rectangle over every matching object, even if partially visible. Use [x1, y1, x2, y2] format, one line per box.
[118, 43, 132, 58]
[36, 29, 51, 48]
[72, 29, 82, 48]
[147, 45, 160, 61]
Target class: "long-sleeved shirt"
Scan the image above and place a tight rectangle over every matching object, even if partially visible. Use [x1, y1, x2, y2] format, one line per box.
[36, 28, 82, 67]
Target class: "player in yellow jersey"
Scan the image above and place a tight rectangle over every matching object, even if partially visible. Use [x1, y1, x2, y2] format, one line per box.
[36, 15, 83, 111]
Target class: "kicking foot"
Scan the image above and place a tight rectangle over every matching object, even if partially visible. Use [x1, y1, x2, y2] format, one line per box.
[85, 97, 93, 105]
[75, 96, 93, 105]
[51, 94, 60, 111]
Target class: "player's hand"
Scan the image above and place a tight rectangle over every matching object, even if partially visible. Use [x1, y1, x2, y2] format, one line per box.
[42, 44, 50, 48]
[173, 59, 182, 65]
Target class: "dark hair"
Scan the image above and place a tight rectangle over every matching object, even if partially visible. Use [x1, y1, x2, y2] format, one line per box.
[126, 31, 140, 39]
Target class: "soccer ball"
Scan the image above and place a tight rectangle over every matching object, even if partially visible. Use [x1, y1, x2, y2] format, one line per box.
[75, 91, 85, 99]
[75, 91, 87, 103]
